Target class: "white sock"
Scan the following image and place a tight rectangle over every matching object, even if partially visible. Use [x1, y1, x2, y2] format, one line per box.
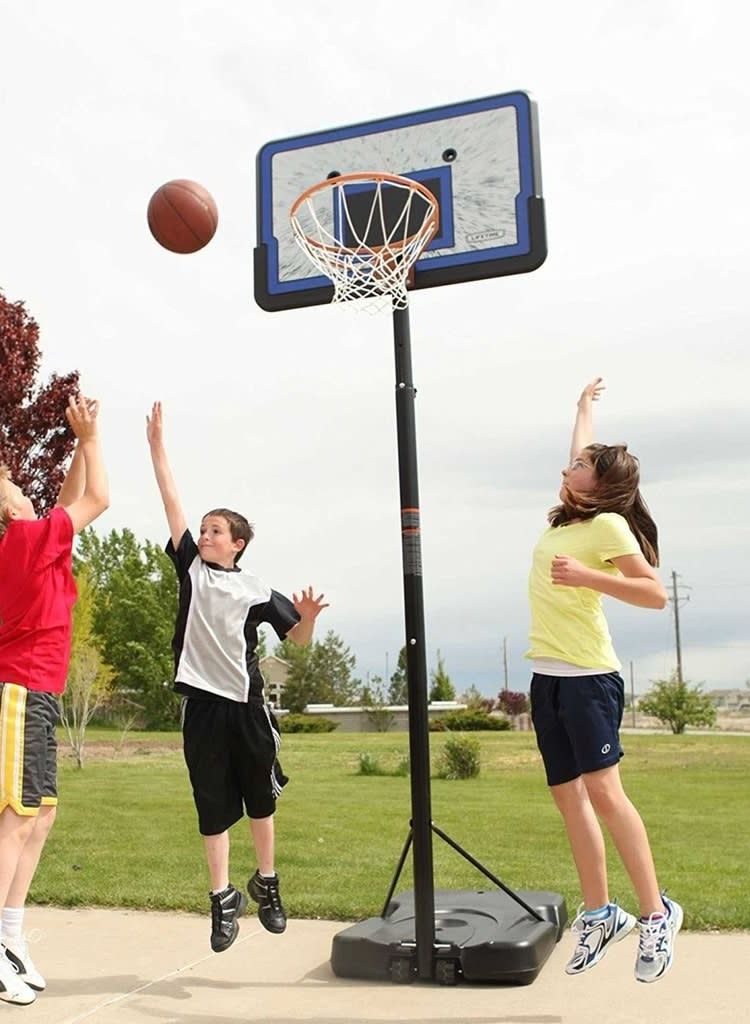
[260, 871, 276, 879]
[1, 907, 24, 942]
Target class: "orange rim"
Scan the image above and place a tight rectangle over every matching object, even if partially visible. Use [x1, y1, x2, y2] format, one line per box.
[290, 171, 439, 257]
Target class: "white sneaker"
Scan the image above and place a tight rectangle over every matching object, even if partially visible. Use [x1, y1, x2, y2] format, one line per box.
[0, 945, 36, 1005]
[3, 934, 46, 991]
[635, 895, 684, 983]
[565, 902, 637, 975]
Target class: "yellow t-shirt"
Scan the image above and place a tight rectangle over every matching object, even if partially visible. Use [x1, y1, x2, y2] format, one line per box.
[526, 513, 641, 671]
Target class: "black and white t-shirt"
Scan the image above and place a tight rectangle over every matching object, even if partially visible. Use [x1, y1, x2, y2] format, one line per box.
[166, 531, 299, 703]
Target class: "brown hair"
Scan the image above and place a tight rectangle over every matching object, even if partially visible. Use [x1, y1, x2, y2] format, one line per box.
[0, 465, 13, 540]
[202, 508, 255, 564]
[548, 444, 659, 566]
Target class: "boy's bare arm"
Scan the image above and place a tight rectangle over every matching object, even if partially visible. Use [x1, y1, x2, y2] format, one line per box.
[286, 587, 329, 646]
[63, 396, 109, 534]
[570, 377, 604, 464]
[57, 399, 100, 507]
[56, 443, 85, 507]
[146, 401, 187, 549]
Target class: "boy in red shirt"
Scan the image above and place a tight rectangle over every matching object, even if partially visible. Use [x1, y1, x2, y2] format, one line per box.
[0, 395, 109, 1006]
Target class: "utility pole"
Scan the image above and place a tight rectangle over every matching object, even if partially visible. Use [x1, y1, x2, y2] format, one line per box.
[668, 571, 691, 683]
[502, 636, 509, 692]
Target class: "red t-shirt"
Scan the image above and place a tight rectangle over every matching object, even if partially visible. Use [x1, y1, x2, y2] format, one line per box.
[0, 507, 77, 694]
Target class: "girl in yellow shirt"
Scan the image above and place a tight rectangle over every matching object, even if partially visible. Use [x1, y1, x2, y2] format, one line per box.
[528, 378, 682, 983]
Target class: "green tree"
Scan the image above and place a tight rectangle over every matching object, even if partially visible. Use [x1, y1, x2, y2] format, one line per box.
[429, 650, 455, 702]
[460, 684, 486, 711]
[359, 674, 396, 732]
[388, 646, 408, 704]
[74, 528, 180, 728]
[272, 639, 311, 713]
[61, 566, 115, 767]
[638, 672, 717, 734]
[256, 628, 268, 660]
[275, 630, 359, 713]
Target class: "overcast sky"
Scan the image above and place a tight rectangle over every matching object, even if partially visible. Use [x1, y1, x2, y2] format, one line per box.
[2, 1, 748, 695]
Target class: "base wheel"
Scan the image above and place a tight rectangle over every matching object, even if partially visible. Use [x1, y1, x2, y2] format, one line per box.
[389, 957, 414, 984]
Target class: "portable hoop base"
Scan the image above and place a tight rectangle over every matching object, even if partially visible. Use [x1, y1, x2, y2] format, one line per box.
[331, 888, 567, 986]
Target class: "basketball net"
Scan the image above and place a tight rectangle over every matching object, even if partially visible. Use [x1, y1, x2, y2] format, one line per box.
[290, 172, 439, 313]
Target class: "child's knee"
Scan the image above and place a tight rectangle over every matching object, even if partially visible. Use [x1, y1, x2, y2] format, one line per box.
[35, 804, 57, 835]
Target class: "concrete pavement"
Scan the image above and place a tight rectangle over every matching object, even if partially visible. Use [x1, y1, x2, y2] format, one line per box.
[8, 907, 748, 1024]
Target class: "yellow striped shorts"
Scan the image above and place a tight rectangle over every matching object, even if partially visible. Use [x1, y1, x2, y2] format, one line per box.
[0, 683, 60, 816]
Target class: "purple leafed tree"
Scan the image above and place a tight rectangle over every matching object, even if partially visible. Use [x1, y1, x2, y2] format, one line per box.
[497, 689, 530, 716]
[0, 290, 79, 515]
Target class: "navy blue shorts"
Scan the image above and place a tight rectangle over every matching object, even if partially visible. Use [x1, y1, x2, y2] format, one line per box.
[530, 672, 625, 786]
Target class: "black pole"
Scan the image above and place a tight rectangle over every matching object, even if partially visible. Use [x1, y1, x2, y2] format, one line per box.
[392, 303, 435, 981]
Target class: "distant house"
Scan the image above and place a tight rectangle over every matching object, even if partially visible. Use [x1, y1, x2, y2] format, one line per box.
[259, 654, 290, 709]
[708, 688, 750, 712]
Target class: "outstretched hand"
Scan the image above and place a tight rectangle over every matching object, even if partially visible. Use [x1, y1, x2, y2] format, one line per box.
[65, 394, 99, 441]
[578, 377, 605, 407]
[293, 587, 330, 621]
[146, 401, 164, 446]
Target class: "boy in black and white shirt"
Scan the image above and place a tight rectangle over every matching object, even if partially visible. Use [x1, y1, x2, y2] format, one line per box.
[147, 402, 327, 952]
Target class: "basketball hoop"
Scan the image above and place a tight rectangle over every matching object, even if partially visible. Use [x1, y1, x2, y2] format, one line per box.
[290, 172, 439, 312]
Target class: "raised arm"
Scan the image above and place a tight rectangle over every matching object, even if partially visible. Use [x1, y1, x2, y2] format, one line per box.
[570, 377, 605, 464]
[56, 443, 85, 508]
[56, 399, 99, 507]
[286, 587, 329, 647]
[146, 401, 187, 548]
[62, 396, 110, 534]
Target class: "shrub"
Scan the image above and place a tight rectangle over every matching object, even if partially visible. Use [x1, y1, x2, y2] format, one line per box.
[355, 751, 410, 777]
[357, 752, 382, 775]
[429, 711, 510, 732]
[437, 734, 481, 779]
[277, 714, 338, 733]
[638, 674, 717, 734]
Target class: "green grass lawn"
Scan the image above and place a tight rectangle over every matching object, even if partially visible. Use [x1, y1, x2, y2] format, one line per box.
[33, 730, 750, 929]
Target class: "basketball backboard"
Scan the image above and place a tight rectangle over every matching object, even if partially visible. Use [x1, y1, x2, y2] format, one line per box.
[254, 91, 545, 312]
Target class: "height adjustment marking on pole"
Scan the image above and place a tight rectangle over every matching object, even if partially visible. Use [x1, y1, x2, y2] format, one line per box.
[401, 509, 424, 581]
[401, 507, 423, 577]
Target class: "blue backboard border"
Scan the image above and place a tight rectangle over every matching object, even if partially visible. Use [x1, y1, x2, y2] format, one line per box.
[254, 91, 545, 312]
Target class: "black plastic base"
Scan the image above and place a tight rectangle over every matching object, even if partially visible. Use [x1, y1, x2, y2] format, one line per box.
[331, 888, 567, 985]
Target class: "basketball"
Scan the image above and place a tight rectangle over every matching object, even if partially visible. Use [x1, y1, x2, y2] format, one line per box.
[147, 179, 218, 254]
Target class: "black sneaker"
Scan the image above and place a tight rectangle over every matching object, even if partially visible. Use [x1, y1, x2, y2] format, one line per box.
[209, 884, 247, 952]
[248, 870, 287, 934]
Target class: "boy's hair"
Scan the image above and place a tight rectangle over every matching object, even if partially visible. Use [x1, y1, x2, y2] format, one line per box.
[0, 465, 13, 540]
[548, 443, 660, 566]
[202, 508, 255, 564]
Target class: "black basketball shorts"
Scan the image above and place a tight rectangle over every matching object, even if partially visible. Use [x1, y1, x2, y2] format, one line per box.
[181, 697, 288, 835]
